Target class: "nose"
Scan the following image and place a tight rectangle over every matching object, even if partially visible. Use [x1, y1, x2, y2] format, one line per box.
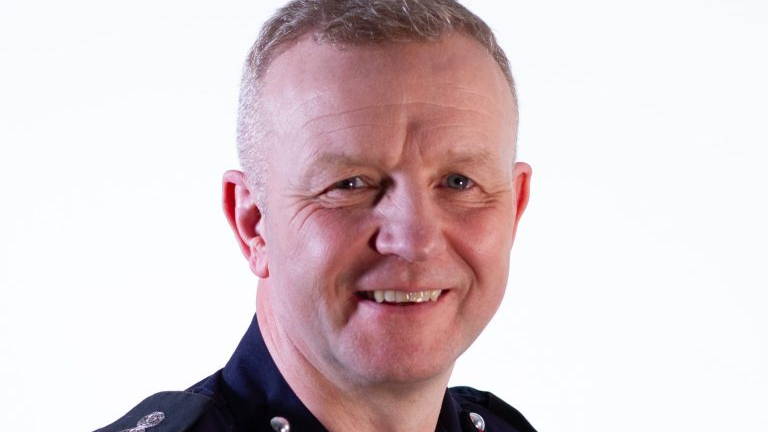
[373, 186, 446, 262]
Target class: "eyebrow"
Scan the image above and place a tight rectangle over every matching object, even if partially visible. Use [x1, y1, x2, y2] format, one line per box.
[306, 151, 370, 168]
[300, 146, 500, 179]
[296, 151, 370, 187]
[441, 148, 497, 168]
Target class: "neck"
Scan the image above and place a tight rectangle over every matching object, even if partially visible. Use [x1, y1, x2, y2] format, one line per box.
[256, 288, 453, 432]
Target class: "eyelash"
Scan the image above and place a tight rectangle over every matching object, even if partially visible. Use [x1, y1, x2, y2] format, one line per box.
[333, 177, 367, 190]
[329, 174, 475, 192]
[442, 173, 474, 190]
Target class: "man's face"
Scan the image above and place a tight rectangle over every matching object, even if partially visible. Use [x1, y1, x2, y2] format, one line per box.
[255, 34, 529, 386]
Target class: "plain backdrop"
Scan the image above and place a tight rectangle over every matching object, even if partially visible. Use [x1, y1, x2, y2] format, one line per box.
[1, 1, 766, 431]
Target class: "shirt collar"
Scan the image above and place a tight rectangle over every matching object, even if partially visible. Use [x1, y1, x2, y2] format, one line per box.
[221, 314, 463, 432]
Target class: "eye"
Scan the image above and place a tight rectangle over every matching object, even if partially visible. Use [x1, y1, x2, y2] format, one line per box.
[333, 176, 367, 190]
[443, 173, 474, 190]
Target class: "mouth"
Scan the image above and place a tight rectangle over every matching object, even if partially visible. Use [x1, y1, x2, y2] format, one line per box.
[357, 290, 443, 305]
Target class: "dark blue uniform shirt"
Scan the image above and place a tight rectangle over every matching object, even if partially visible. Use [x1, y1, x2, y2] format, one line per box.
[95, 315, 536, 432]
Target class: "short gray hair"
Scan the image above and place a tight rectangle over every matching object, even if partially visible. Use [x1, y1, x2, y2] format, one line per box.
[237, 0, 515, 207]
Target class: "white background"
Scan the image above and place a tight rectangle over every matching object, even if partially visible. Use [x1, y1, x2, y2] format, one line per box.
[1, 1, 766, 431]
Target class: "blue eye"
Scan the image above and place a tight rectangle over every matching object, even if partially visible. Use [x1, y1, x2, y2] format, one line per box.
[334, 176, 366, 189]
[444, 173, 474, 190]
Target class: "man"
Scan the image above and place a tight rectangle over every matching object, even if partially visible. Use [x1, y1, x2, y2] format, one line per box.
[96, 0, 533, 431]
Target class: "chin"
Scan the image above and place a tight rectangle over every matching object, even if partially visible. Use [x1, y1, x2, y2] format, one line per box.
[337, 340, 459, 386]
[356, 362, 452, 386]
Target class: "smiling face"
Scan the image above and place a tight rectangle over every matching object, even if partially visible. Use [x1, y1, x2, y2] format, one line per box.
[246, 33, 530, 387]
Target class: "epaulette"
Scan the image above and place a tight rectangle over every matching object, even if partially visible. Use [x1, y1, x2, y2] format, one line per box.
[450, 386, 538, 432]
[93, 391, 214, 432]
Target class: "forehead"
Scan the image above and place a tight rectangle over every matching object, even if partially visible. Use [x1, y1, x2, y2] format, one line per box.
[261, 32, 516, 129]
[257, 34, 517, 175]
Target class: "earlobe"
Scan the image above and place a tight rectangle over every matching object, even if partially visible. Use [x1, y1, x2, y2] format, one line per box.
[247, 237, 269, 278]
[222, 170, 269, 278]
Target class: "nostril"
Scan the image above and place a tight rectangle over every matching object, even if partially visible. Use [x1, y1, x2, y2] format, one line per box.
[371, 188, 445, 261]
[372, 224, 445, 262]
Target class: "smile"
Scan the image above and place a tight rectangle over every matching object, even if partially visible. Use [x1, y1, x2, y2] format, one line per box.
[361, 290, 443, 304]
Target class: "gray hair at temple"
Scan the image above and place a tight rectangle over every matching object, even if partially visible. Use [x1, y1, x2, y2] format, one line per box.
[237, 0, 516, 208]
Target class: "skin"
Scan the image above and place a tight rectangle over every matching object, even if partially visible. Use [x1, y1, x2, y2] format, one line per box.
[223, 33, 531, 432]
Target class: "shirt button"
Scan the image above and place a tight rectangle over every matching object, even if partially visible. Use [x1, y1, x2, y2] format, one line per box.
[469, 412, 486, 431]
[270, 416, 291, 432]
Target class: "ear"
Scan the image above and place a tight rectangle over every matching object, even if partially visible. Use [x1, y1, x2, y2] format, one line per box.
[510, 161, 532, 239]
[222, 170, 269, 278]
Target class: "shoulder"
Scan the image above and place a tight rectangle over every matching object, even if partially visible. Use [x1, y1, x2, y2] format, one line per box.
[92, 390, 225, 432]
[93, 371, 237, 432]
[449, 386, 537, 432]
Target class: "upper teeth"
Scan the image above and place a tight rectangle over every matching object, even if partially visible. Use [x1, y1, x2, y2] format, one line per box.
[366, 290, 442, 303]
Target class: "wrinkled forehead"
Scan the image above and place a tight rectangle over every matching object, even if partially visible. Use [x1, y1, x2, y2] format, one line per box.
[259, 33, 517, 132]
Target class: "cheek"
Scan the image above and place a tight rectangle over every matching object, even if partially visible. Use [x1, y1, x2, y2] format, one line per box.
[448, 207, 515, 319]
[442, 210, 513, 348]
[267, 206, 374, 300]
[452, 206, 515, 273]
[299, 206, 374, 263]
